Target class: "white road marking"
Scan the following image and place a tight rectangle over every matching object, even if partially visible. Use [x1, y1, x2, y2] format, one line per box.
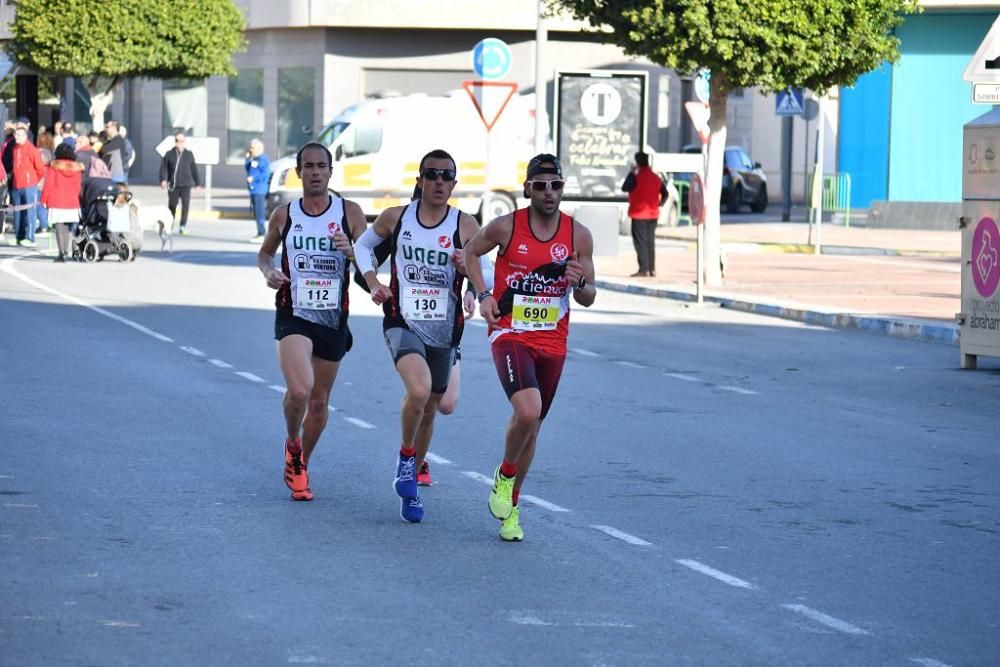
[666, 373, 699, 382]
[520, 494, 570, 513]
[781, 604, 870, 635]
[269, 385, 286, 394]
[675, 559, 757, 590]
[235, 371, 266, 383]
[591, 525, 652, 546]
[509, 612, 554, 626]
[910, 658, 954, 667]
[208, 359, 233, 369]
[4, 503, 38, 509]
[572, 348, 601, 357]
[718, 385, 758, 395]
[615, 360, 646, 369]
[462, 471, 493, 485]
[0, 475, 12, 479]
[2, 256, 174, 342]
[99, 620, 142, 628]
[507, 611, 634, 628]
[179, 346, 205, 357]
[425, 452, 453, 466]
[344, 417, 375, 430]
[288, 657, 326, 664]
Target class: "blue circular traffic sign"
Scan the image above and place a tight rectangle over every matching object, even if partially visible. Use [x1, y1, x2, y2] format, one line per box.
[472, 38, 512, 80]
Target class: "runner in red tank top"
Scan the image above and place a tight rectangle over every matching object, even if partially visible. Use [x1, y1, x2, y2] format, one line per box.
[464, 153, 597, 542]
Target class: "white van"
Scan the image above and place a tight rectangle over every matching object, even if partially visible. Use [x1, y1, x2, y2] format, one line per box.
[267, 92, 542, 220]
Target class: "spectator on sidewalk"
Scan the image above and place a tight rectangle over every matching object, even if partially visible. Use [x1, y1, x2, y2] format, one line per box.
[621, 151, 667, 278]
[100, 120, 129, 184]
[74, 134, 95, 177]
[59, 122, 77, 150]
[159, 132, 201, 235]
[244, 138, 270, 243]
[119, 124, 135, 173]
[11, 126, 46, 247]
[40, 143, 84, 262]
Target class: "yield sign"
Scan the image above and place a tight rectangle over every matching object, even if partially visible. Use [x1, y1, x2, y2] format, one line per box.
[463, 80, 518, 131]
[684, 101, 711, 144]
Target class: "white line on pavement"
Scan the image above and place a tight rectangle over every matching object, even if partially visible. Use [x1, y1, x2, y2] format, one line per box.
[2, 256, 174, 343]
[591, 525, 652, 546]
[0, 475, 12, 479]
[665, 373, 699, 382]
[99, 620, 142, 628]
[269, 385, 286, 394]
[344, 417, 376, 430]
[615, 360, 646, 369]
[4, 503, 39, 508]
[520, 494, 570, 513]
[179, 346, 205, 357]
[461, 471, 570, 512]
[235, 371, 266, 383]
[781, 604, 870, 635]
[572, 348, 601, 357]
[208, 359, 233, 369]
[909, 658, 954, 667]
[675, 559, 757, 590]
[718, 385, 758, 395]
[425, 453, 454, 466]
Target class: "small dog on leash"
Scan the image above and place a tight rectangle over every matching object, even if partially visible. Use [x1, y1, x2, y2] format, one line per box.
[129, 198, 175, 251]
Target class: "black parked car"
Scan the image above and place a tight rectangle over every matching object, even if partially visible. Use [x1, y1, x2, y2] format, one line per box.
[675, 144, 769, 214]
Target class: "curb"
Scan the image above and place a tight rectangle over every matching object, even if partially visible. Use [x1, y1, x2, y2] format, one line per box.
[595, 278, 959, 347]
[189, 209, 252, 221]
[655, 234, 960, 258]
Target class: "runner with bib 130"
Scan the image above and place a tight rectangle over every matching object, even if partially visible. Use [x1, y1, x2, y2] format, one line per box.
[257, 142, 367, 502]
[464, 153, 596, 541]
[353, 149, 482, 523]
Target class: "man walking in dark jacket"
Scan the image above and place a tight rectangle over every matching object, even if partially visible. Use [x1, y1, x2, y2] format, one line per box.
[100, 120, 129, 184]
[159, 132, 201, 235]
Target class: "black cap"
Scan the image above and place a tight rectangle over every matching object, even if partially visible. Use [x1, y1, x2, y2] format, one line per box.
[526, 153, 562, 179]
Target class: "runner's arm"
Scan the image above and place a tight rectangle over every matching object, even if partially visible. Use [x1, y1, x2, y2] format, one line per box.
[463, 214, 510, 296]
[354, 206, 400, 298]
[257, 205, 290, 289]
[567, 222, 596, 308]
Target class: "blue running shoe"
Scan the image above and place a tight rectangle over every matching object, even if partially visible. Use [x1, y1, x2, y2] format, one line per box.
[394, 453, 418, 498]
[400, 496, 424, 523]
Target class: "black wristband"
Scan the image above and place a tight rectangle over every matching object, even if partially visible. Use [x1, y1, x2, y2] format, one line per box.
[576, 276, 587, 290]
[477, 289, 493, 303]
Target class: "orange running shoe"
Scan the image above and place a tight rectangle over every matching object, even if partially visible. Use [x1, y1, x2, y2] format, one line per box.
[291, 486, 314, 502]
[283, 439, 309, 494]
[417, 461, 433, 486]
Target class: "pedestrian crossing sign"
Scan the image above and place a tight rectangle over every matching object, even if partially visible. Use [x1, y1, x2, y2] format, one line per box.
[775, 88, 805, 116]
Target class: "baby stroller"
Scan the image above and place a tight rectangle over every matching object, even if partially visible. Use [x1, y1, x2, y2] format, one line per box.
[73, 178, 137, 262]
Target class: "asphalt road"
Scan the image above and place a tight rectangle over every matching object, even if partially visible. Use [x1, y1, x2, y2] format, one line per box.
[1, 222, 998, 666]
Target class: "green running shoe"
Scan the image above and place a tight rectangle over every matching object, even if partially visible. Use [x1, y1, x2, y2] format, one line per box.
[488, 466, 515, 520]
[499, 506, 523, 542]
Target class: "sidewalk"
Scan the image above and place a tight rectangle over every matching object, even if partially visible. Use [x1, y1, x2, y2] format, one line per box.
[595, 221, 961, 345]
[119, 187, 965, 346]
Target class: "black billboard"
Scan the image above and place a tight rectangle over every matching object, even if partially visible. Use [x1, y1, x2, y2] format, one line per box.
[555, 71, 648, 200]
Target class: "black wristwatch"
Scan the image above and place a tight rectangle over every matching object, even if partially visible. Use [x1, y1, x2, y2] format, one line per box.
[477, 289, 493, 303]
[575, 276, 587, 291]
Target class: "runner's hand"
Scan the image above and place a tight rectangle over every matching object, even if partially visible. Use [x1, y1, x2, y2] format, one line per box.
[564, 252, 584, 286]
[463, 290, 476, 318]
[371, 283, 393, 305]
[452, 248, 466, 274]
[265, 268, 289, 289]
[480, 295, 500, 324]
[331, 231, 352, 256]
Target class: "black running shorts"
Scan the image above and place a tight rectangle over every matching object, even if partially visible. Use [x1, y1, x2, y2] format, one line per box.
[491, 337, 566, 419]
[275, 313, 353, 362]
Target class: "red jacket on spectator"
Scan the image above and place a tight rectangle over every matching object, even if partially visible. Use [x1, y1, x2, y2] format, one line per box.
[12, 141, 45, 189]
[40, 159, 83, 209]
[625, 166, 667, 220]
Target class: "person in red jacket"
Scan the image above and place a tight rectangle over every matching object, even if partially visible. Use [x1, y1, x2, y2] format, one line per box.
[622, 151, 668, 277]
[40, 143, 84, 262]
[11, 126, 46, 247]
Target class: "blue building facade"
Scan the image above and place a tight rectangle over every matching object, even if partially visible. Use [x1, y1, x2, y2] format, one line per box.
[838, 11, 997, 209]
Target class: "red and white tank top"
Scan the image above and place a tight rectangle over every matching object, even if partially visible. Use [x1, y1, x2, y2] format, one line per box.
[488, 208, 574, 355]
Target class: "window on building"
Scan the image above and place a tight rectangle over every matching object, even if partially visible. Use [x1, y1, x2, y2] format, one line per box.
[163, 78, 207, 139]
[227, 70, 264, 163]
[278, 67, 314, 158]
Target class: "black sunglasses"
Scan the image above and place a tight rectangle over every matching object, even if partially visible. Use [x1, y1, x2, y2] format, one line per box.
[420, 168, 456, 182]
[527, 180, 565, 192]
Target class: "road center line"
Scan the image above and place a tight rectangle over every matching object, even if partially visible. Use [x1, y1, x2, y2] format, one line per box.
[572, 348, 601, 357]
[615, 360, 646, 369]
[591, 525, 652, 546]
[235, 371, 266, 383]
[781, 604, 870, 635]
[1, 255, 174, 343]
[666, 372, 699, 382]
[179, 346, 205, 357]
[909, 658, 954, 667]
[269, 385, 286, 394]
[208, 359, 233, 369]
[519, 494, 570, 512]
[718, 385, 758, 395]
[425, 453, 454, 466]
[675, 559, 757, 589]
[343, 417, 376, 430]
